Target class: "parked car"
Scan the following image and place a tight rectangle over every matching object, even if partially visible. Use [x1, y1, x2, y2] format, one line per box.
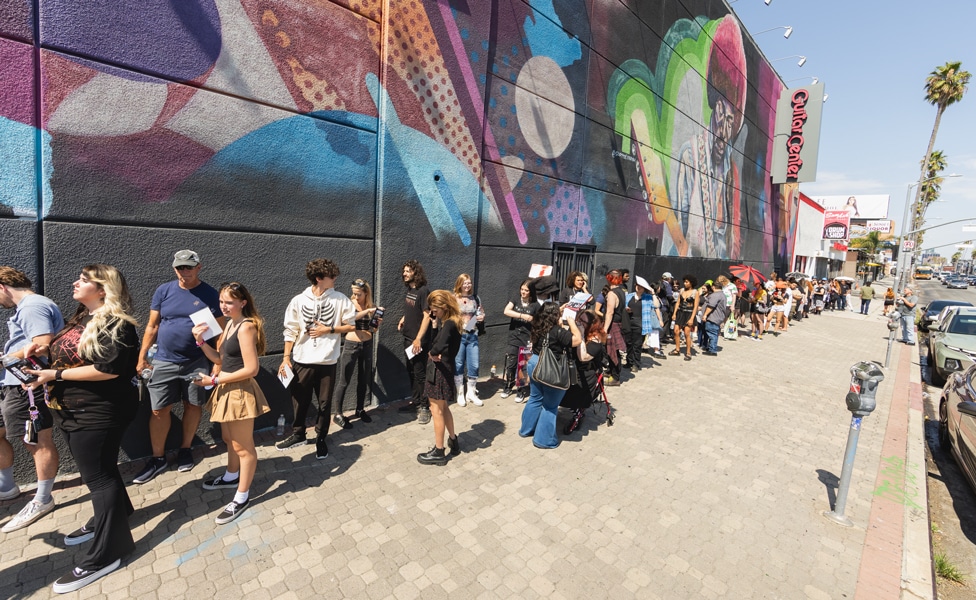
[947, 278, 969, 290]
[938, 363, 976, 496]
[928, 307, 976, 385]
[920, 299, 973, 332]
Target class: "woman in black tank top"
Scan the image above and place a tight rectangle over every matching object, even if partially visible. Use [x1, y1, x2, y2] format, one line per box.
[671, 275, 699, 361]
[191, 282, 269, 525]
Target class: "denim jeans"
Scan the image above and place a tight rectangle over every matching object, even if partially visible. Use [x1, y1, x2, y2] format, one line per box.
[704, 321, 721, 353]
[900, 311, 916, 343]
[518, 355, 565, 449]
[455, 331, 479, 379]
[860, 299, 871, 315]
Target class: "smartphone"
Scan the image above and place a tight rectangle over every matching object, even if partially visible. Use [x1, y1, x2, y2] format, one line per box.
[369, 307, 385, 329]
[2, 355, 47, 385]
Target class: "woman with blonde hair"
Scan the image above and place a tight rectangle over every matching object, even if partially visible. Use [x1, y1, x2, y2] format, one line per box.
[26, 264, 140, 593]
[452, 273, 485, 406]
[418, 290, 463, 465]
[331, 278, 382, 428]
[191, 282, 270, 524]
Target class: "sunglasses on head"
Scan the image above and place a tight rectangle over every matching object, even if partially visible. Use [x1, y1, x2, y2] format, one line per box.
[353, 279, 367, 287]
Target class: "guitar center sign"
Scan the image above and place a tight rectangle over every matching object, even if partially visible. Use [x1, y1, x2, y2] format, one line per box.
[771, 83, 826, 184]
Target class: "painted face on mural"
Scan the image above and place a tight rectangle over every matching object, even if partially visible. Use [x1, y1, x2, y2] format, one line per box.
[710, 97, 736, 161]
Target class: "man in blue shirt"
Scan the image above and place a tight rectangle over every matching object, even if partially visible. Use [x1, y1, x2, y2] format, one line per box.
[133, 250, 224, 483]
[0, 267, 64, 532]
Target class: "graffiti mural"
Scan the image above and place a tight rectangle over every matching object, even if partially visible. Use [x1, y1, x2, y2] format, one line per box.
[1, 0, 793, 263]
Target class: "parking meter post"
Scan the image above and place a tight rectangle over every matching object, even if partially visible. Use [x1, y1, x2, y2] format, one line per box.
[824, 362, 885, 527]
[884, 315, 900, 368]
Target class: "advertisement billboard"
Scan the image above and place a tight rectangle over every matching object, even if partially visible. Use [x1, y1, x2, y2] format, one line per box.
[822, 210, 850, 241]
[810, 195, 890, 220]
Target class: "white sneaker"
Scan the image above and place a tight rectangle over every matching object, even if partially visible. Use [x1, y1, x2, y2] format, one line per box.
[456, 390, 466, 407]
[515, 393, 527, 404]
[0, 484, 21, 501]
[467, 388, 483, 406]
[2, 498, 55, 533]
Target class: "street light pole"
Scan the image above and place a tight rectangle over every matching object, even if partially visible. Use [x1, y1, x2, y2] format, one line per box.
[894, 174, 962, 293]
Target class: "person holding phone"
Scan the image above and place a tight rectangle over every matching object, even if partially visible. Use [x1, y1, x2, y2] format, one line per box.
[331, 279, 382, 428]
[24, 264, 139, 593]
[417, 291, 462, 465]
[191, 282, 269, 525]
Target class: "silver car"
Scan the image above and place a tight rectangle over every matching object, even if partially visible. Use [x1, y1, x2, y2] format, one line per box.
[928, 307, 976, 385]
[938, 364, 976, 495]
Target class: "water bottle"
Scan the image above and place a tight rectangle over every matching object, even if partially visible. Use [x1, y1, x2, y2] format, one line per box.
[142, 344, 157, 380]
[276, 414, 286, 436]
[490, 365, 497, 378]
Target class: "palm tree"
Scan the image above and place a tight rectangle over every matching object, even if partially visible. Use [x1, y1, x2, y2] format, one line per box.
[951, 251, 962, 264]
[850, 231, 883, 257]
[911, 62, 971, 242]
[971, 247, 976, 261]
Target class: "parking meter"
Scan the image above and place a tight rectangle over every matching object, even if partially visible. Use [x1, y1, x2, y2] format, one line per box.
[886, 316, 900, 331]
[826, 361, 886, 527]
[845, 361, 885, 416]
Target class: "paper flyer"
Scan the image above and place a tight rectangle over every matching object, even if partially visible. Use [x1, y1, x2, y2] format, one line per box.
[189, 308, 223, 341]
[278, 363, 295, 389]
[528, 264, 553, 278]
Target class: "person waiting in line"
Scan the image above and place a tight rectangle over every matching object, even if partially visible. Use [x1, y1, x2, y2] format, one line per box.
[882, 287, 895, 316]
[601, 270, 628, 385]
[25, 264, 140, 593]
[561, 312, 606, 429]
[519, 302, 581, 449]
[500, 280, 538, 403]
[396, 260, 432, 425]
[133, 249, 224, 484]
[276, 259, 356, 460]
[331, 279, 382, 429]
[750, 284, 769, 340]
[417, 291, 462, 465]
[629, 276, 665, 360]
[0, 266, 64, 534]
[670, 275, 699, 361]
[453, 273, 485, 407]
[558, 270, 592, 309]
[191, 282, 270, 525]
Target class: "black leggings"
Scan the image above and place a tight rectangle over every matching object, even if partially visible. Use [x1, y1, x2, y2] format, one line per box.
[63, 425, 135, 570]
[332, 338, 373, 415]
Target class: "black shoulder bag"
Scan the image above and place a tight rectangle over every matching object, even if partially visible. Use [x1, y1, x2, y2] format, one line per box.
[531, 332, 570, 390]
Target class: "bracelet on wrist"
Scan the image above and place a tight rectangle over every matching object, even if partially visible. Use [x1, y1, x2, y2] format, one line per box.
[212, 376, 219, 386]
[196, 340, 205, 347]
[55, 369, 64, 382]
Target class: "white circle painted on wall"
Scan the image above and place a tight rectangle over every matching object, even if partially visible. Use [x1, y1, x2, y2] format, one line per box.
[515, 56, 575, 159]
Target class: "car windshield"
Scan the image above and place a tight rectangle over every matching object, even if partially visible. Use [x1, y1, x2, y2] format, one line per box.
[930, 301, 973, 314]
[947, 316, 976, 336]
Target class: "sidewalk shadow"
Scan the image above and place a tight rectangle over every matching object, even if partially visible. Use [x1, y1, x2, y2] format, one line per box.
[457, 418, 505, 452]
[816, 469, 839, 511]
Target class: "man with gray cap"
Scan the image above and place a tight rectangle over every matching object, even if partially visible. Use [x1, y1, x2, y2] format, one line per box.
[133, 250, 224, 483]
[896, 286, 918, 346]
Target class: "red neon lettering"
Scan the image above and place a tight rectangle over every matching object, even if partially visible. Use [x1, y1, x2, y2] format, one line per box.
[785, 89, 810, 182]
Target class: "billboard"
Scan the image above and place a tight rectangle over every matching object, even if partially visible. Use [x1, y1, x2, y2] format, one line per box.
[822, 210, 850, 240]
[771, 83, 826, 184]
[810, 195, 890, 219]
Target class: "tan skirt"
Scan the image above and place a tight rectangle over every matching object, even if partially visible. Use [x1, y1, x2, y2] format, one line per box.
[208, 378, 270, 423]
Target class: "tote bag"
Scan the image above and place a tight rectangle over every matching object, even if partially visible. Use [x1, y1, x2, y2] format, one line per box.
[531, 333, 570, 390]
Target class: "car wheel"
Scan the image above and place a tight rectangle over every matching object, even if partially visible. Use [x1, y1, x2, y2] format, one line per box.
[939, 395, 950, 449]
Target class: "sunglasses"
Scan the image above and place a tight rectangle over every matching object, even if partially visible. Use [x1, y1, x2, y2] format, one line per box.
[175, 265, 197, 271]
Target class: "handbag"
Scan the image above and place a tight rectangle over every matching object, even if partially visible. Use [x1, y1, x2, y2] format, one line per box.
[531, 332, 570, 390]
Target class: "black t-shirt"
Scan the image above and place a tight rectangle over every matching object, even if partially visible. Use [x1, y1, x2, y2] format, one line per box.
[429, 319, 461, 361]
[47, 315, 139, 431]
[402, 285, 430, 341]
[507, 297, 539, 334]
[533, 325, 573, 355]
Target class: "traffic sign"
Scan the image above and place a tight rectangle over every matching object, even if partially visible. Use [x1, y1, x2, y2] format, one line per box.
[902, 240, 915, 250]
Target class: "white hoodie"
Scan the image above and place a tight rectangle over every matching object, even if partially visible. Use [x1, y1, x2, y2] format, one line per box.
[283, 286, 355, 365]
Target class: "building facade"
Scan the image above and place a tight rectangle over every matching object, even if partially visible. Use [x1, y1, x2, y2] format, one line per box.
[1, 0, 797, 457]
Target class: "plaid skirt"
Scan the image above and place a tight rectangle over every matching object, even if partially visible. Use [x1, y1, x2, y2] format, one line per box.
[606, 323, 626, 365]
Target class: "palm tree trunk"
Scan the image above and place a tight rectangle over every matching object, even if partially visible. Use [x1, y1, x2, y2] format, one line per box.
[910, 105, 945, 247]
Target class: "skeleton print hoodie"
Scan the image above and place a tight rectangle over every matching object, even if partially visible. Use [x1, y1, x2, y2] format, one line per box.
[282, 286, 355, 365]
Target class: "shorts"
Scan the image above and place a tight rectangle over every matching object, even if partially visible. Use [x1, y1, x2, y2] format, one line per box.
[0, 385, 54, 442]
[146, 355, 212, 411]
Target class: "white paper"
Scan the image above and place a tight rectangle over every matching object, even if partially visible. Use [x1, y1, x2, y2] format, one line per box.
[465, 317, 478, 332]
[278, 364, 294, 389]
[189, 308, 223, 341]
[404, 344, 419, 360]
[561, 292, 592, 321]
[528, 264, 553, 278]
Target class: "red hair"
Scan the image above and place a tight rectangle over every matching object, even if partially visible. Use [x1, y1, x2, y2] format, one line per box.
[606, 270, 623, 286]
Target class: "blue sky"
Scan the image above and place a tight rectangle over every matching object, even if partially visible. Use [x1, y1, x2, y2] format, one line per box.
[733, 0, 976, 258]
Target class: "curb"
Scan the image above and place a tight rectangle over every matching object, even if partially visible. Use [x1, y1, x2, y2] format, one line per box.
[903, 342, 935, 599]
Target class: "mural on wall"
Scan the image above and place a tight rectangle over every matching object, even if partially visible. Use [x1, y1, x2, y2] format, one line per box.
[0, 0, 792, 265]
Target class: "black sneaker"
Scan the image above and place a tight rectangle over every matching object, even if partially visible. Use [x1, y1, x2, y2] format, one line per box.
[447, 436, 460, 456]
[333, 414, 352, 429]
[132, 456, 167, 484]
[357, 410, 372, 424]
[64, 520, 95, 546]
[202, 476, 240, 491]
[315, 439, 329, 460]
[215, 499, 249, 525]
[275, 432, 307, 451]
[176, 448, 194, 473]
[398, 401, 419, 413]
[417, 446, 447, 465]
[418, 406, 432, 425]
[52, 559, 121, 594]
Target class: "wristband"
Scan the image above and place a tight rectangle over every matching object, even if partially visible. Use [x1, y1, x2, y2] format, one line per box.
[212, 376, 219, 386]
[55, 369, 64, 382]
[196, 340, 205, 347]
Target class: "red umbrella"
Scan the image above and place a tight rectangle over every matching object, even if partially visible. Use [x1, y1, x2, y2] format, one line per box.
[729, 264, 766, 286]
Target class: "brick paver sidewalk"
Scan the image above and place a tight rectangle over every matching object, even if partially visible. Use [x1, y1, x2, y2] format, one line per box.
[0, 301, 927, 599]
